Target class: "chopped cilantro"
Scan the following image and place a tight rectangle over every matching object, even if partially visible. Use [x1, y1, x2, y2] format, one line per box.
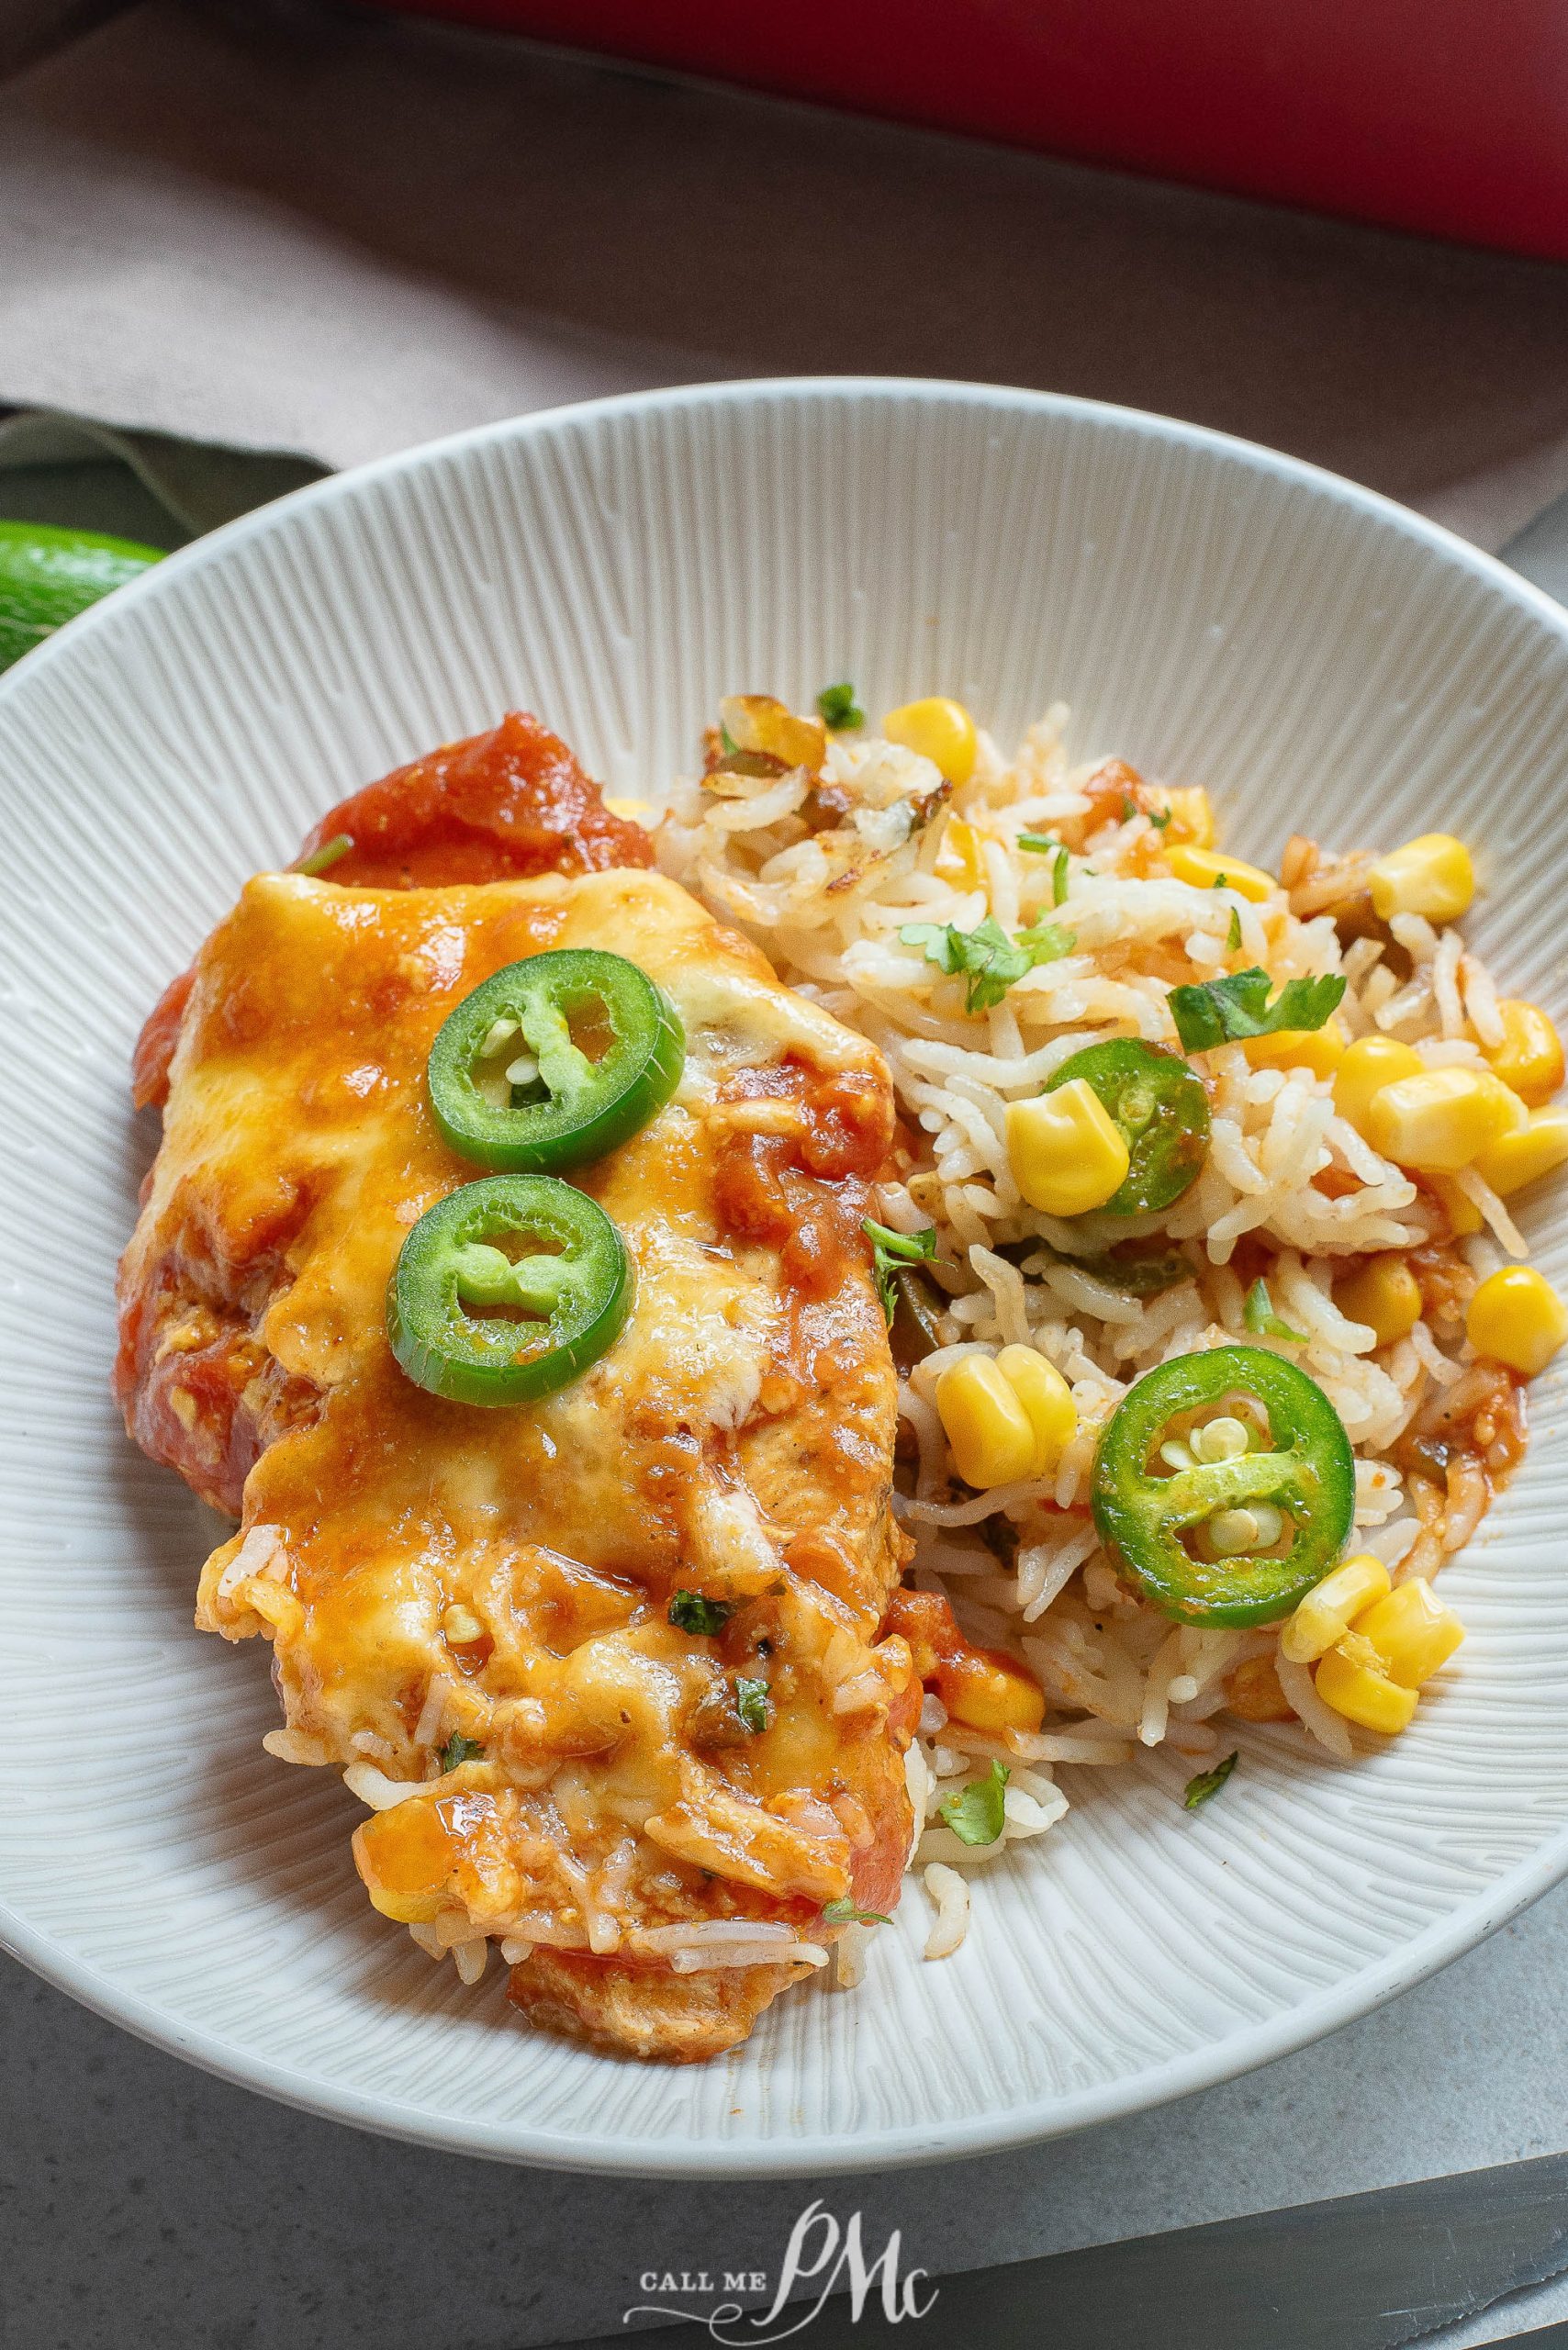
[1150, 807, 1172, 829]
[937, 1759, 1009, 1847]
[719, 724, 738, 756]
[1120, 795, 1138, 822]
[816, 681, 864, 731]
[735, 1677, 771, 1734]
[863, 1217, 937, 1323]
[1245, 1277, 1305, 1342]
[1183, 1751, 1238, 1810]
[901, 913, 1076, 1014]
[668, 1591, 732, 1637]
[822, 1897, 892, 1926]
[1168, 966, 1346, 1053]
[1017, 832, 1059, 855]
[292, 833, 353, 878]
[1052, 845, 1070, 908]
[436, 1732, 484, 1773]
[1226, 907, 1243, 951]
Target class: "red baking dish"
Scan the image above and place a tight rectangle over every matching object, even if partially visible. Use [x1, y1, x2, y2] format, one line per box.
[371, 0, 1568, 261]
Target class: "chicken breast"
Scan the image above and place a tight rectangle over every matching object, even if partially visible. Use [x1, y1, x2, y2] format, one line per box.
[117, 717, 917, 2060]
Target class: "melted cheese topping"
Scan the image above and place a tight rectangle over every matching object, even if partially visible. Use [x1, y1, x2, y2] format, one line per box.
[120, 867, 915, 2017]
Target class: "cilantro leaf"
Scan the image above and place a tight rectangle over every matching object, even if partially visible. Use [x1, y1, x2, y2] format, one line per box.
[436, 1731, 484, 1773]
[1120, 795, 1138, 822]
[816, 681, 864, 731]
[1183, 1751, 1238, 1810]
[1017, 832, 1058, 855]
[1052, 845, 1070, 907]
[1245, 1277, 1305, 1342]
[718, 724, 738, 756]
[1150, 807, 1172, 830]
[1226, 907, 1242, 951]
[1167, 966, 1346, 1053]
[863, 1217, 937, 1323]
[822, 1897, 892, 1926]
[735, 1676, 771, 1734]
[937, 1759, 1009, 1847]
[668, 1590, 733, 1636]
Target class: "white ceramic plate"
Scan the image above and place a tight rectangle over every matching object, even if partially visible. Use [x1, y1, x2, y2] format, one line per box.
[5, 379, 1568, 2177]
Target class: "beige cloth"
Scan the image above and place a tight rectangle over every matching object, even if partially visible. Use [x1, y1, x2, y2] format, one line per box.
[3, 0, 1568, 548]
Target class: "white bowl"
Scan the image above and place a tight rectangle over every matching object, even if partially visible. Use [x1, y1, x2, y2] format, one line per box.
[4, 379, 1568, 2177]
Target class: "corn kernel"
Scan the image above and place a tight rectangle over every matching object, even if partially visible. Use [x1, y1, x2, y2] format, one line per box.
[1157, 787, 1215, 847]
[1484, 1000, 1564, 1106]
[1363, 1066, 1520, 1172]
[1006, 1080, 1130, 1215]
[353, 1801, 452, 1924]
[1332, 1036, 1424, 1138]
[1466, 1265, 1568, 1376]
[935, 1355, 1037, 1489]
[937, 1648, 1046, 1735]
[1281, 1553, 1391, 1663]
[1352, 1581, 1464, 1689]
[933, 814, 987, 890]
[1426, 1172, 1484, 1237]
[1335, 1256, 1423, 1348]
[1473, 1107, 1568, 1198]
[1242, 1017, 1347, 1078]
[882, 696, 979, 785]
[1225, 1654, 1294, 1720]
[1368, 833, 1474, 923]
[1166, 844, 1275, 901]
[995, 1345, 1078, 1479]
[1314, 1634, 1419, 1733]
[442, 1603, 486, 1646]
[719, 693, 826, 772]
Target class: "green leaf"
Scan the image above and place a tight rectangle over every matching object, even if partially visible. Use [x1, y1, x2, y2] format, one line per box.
[735, 1676, 771, 1733]
[668, 1590, 733, 1636]
[436, 1731, 484, 1773]
[1017, 832, 1058, 855]
[719, 724, 738, 756]
[1183, 1751, 1238, 1809]
[1150, 807, 1172, 830]
[901, 913, 1076, 1014]
[1168, 966, 1346, 1053]
[292, 833, 353, 878]
[822, 1896, 892, 1926]
[816, 681, 864, 731]
[1120, 795, 1138, 822]
[1245, 1277, 1305, 1343]
[1226, 908, 1242, 951]
[937, 1759, 1010, 1846]
[863, 1217, 937, 1323]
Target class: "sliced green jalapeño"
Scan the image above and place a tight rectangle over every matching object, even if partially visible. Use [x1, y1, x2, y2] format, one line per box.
[427, 948, 684, 1174]
[386, 1174, 632, 1406]
[1046, 1038, 1209, 1215]
[1091, 1345, 1355, 1627]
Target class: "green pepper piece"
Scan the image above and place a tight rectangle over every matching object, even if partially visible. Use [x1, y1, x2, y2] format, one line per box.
[386, 1173, 632, 1406]
[1091, 1344, 1355, 1627]
[1045, 1038, 1210, 1216]
[426, 948, 685, 1176]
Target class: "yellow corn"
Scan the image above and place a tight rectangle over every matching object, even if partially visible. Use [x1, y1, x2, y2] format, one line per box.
[1166, 844, 1274, 902]
[1367, 833, 1475, 923]
[1426, 1172, 1484, 1237]
[718, 693, 826, 772]
[1484, 1000, 1564, 1106]
[1352, 1581, 1464, 1689]
[1281, 1553, 1392, 1664]
[935, 1355, 1037, 1489]
[1466, 1265, 1568, 1376]
[1006, 1080, 1130, 1215]
[1314, 1633, 1419, 1734]
[1156, 787, 1215, 847]
[1363, 1066, 1520, 1172]
[442, 1603, 486, 1646]
[995, 1345, 1078, 1479]
[933, 814, 987, 890]
[882, 696, 979, 785]
[1332, 1035, 1424, 1138]
[1473, 1106, 1568, 1198]
[1335, 1256, 1423, 1348]
[1242, 1017, 1347, 1078]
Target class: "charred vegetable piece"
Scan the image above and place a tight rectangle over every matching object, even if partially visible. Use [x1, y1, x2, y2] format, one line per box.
[1091, 1345, 1354, 1627]
[1046, 1038, 1210, 1215]
[386, 1174, 631, 1405]
[426, 948, 684, 1174]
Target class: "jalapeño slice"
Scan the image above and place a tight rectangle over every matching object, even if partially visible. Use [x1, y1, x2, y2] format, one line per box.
[1091, 1345, 1355, 1627]
[1046, 1038, 1209, 1216]
[427, 949, 684, 1174]
[386, 1174, 632, 1406]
